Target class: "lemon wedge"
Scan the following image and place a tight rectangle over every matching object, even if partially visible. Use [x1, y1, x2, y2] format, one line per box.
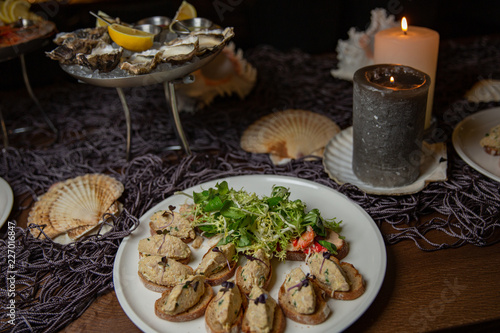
[95, 10, 115, 27]
[0, 0, 14, 23]
[172, 1, 197, 22]
[8, 0, 30, 22]
[108, 23, 154, 52]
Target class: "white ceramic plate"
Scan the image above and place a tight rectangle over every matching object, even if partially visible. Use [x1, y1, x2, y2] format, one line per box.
[452, 107, 500, 182]
[113, 174, 386, 333]
[0, 177, 14, 228]
[323, 127, 448, 195]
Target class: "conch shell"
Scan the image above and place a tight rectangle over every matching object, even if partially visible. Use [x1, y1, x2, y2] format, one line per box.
[175, 42, 257, 112]
[331, 8, 398, 81]
[240, 109, 341, 165]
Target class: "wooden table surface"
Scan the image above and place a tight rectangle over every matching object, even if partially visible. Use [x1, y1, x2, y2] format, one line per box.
[5, 211, 477, 332]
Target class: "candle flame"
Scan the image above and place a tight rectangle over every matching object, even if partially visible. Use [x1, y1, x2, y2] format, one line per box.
[390, 76, 395, 84]
[401, 17, 408, 34]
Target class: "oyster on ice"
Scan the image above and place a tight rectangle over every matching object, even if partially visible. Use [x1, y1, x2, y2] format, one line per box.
[119, 49, 161, 75]
[192, 27, 235, 55]
[157, 34, 199, 63]
[46, 26, 111, 65]
[76, 42, 123, 72]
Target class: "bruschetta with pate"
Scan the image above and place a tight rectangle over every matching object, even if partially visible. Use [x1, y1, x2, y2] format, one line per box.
[277, 267, 330, 325]
[236, 249, 272, 294]
[138, 255, 194, 293]
[137, 232, 191, 264]
[205, 281, 246, 333]
[195, 243, 238, 286]
[154, 274, 214, 322]
[307, 252, 365, 300]
[242, 286, 286, 333]
[149, 204, 197, 243]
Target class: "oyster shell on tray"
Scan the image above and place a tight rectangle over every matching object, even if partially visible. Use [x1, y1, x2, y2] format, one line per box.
[28, 174, 124, 243]
[241, 109, 341, 165]
[46, 21, 235, 76]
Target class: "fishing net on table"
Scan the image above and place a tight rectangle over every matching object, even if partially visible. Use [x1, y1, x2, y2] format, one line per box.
[1, 38, 500, 332]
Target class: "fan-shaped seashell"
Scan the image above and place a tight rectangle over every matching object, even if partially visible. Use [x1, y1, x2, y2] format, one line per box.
[241, 109, 341, 165]
[28, 174, 124, 240]
[465, 79, 500, 103]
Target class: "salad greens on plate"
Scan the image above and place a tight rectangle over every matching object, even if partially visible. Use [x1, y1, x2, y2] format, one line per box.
[179, 181, 342, 260]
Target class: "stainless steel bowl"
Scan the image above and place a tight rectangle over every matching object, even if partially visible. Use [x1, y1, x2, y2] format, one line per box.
[134, 24, 162, 35]
[170, 18, 219, 34]
[136, 16, 171, 27]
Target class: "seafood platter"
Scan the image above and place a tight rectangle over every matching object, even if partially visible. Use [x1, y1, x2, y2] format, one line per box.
[46, 14, 234, 88]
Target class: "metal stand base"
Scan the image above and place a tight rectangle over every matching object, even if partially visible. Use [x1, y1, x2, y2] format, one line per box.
[117, 76, 193, 160]
[1, 54, 58, 148]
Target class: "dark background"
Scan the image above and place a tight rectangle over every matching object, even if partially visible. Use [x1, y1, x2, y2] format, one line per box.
[1, 0, 500, 88]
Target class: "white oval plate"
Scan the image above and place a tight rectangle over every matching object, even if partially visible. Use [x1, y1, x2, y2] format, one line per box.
[323, 127, 448, 195]
[0, 177, 14, 228]
[113, 174, 386, 333]
[452, 107, 500, 182]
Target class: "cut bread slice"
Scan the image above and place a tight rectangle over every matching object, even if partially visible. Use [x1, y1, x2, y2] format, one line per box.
[205, 284, 247, 333]
[154, 281, 214, 322]
[235, 251, 273, 295]
[277, 278, 330, 325]
[313, 261, 366, 300]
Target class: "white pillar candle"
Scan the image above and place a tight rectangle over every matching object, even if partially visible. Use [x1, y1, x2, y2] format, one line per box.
[374, 18, 439, 129]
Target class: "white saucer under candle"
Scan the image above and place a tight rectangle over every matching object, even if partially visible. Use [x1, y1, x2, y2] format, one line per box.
[352, 64, 430, 188]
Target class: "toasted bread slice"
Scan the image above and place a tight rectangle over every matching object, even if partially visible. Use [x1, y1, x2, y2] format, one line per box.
[154, 282, 214, 322]
[205, 260, 238, 286]
[313, 261, 365, 300]
[241, 296, 286, 333]
[277, 279, 330, 325]
[235, 263, 272, 295]
[285, 238, 349, 262]
[205, 284, 247, 333]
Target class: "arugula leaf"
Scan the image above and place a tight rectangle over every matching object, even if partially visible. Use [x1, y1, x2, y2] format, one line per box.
[220, 200, 246, 220]
[204, 196, 223, 212]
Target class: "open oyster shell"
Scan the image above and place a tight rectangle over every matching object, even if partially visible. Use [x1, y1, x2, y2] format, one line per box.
[241, 109, 341, 165]
[76, 42, 123, 72]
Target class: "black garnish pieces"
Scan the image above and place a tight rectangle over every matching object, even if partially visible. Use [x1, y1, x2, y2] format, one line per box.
[287, 273, 315, 292]
[244, 253, 269, 268]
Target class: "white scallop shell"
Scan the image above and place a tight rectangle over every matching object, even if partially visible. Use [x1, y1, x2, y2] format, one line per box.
[465, 79, 500, 103]
[28, 174, 124, 240]
[323, 127, 448, 195]
[241, 109, 341, 165]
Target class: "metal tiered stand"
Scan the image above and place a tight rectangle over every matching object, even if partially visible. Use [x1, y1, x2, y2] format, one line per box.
[0, 20, 58, 148]
[60, 47, 224, 160]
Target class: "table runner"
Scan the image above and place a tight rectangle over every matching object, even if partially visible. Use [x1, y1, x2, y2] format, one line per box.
[1, 36, 500, 332]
